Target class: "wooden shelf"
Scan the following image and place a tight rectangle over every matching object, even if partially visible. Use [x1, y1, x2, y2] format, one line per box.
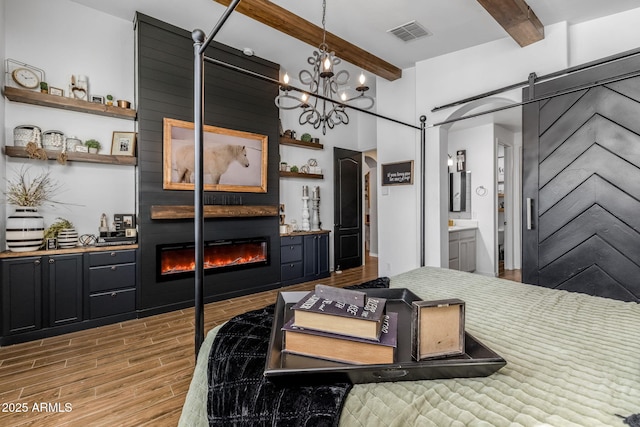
[279, 171, 324, 179]
[150, 205, 279, 220]
[3, 146, 137, 166]
[279, 136, 324, 150]
[3, 86, 136, 120]
[0, 244, 138, 259]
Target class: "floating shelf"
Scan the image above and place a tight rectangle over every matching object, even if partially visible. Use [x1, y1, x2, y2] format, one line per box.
[279, 171, 324, 179]
[279, 136, 324, 150]
[3, 86, 137, 120]
[150, 205, 279, 220]
[3, 146, 137, 166]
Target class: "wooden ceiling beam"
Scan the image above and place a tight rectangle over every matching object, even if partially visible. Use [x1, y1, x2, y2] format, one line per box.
[213, 0, 402, 81]
[476, 0, 544, 47]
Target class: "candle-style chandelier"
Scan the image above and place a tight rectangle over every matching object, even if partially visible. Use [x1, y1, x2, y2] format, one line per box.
[274, 0, 375, 135]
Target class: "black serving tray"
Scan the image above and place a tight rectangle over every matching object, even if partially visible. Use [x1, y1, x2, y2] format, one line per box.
[264, 288, 506, 385]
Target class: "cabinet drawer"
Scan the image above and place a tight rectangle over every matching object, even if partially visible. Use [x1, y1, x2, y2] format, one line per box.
[281, 235, 303, 245]
[281, 261, 303, 281]
[458, 229, 476, 240]
[89, 288, 135, 319]
[89, 263, 135, 292]
[281, 244, 303, 263]
[88, 250, 136, 267]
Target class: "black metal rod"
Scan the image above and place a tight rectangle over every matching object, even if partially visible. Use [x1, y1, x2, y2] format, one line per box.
[431, 68, 640, 128]
[193, 29, 206, 357]
[200, 0, 242, 54]
[203, 55, 422, 130]
[419, 115, 426, 267]
[432, 47, 640, 112]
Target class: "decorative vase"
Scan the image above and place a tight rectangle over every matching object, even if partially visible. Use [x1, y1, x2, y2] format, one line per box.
[6, 208, 45, 252]
[57, 228, 79, 249]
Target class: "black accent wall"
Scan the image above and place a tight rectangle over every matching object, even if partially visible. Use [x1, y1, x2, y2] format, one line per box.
[135, 13, 281, 315]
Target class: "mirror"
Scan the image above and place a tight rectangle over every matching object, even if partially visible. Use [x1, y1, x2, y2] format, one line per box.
[449, 172, 471, 216]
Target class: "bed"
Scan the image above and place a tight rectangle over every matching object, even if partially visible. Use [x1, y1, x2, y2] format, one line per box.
[179, 266, 640, 426]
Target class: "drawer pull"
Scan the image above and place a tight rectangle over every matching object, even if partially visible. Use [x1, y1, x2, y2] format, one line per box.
[34, 260, 41, 266]
[290, 246, 295, 250]
[111, 266, 117, 271]
[111, 292, 117, 297]
[110, 252, 116, 257]
[49, 258, 55, 264]
[290, 264, 294, 268]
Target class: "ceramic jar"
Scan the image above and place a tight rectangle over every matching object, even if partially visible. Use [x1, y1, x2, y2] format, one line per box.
[42, 130, 65, 151]
[57, 228, 79, 249]
[5, 207, 45, 252]
[13, 125, 41, 147]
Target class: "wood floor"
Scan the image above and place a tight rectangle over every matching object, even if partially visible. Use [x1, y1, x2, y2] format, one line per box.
[0, 257, 522, 427]
[0, 257, 380, 427]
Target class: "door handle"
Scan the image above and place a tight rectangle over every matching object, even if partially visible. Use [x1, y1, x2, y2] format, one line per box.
[526, 198, 533, 230]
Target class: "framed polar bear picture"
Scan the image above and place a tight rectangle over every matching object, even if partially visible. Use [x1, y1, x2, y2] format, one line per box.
[162, 117, 268, 193]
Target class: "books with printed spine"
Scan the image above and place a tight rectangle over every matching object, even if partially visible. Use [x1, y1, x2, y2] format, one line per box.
[282, 312, 398, 365]
[290, 290, 387, 340]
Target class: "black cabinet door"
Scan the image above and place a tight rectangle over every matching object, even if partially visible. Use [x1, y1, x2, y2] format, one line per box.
[48, 254, 83, 326]
[1, 257, 42, 335]
[303, 234, 330, 279]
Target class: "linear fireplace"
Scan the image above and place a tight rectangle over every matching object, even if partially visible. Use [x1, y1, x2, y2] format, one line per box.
[157, 237, 269, 282]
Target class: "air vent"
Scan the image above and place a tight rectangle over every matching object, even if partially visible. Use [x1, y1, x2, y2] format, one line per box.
[387, 21, 432, 42]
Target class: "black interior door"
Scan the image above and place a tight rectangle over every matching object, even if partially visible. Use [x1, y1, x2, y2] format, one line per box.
[522, 56, 640, 302]
[334, 147, 362, 271]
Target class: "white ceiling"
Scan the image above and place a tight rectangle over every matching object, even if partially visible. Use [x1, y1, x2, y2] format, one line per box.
[70, 0, 640, 131]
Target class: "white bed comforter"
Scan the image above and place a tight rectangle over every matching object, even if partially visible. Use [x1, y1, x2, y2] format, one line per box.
[180, 267, 640, 427]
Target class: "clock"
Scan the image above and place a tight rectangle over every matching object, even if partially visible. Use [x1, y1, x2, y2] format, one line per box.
[11, 67, 40, 89]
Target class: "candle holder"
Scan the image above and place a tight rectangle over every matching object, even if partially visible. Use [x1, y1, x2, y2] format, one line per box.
[311, 186, 321, 231]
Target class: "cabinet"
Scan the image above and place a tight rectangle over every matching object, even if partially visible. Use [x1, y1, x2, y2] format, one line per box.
[1, 253, 83, 338]
[449, 229, 476, 273]
[280, 231, 330, 285]
[86, 250, 136, 319]
[0, 246, 137, 345]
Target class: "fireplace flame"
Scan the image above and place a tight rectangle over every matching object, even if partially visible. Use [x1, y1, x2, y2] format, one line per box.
[160, 242, 267, 276]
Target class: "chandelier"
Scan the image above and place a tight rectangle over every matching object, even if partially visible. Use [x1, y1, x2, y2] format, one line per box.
[274, 0, 374, 135]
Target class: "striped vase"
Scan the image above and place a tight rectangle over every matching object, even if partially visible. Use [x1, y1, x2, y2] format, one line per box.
[57, 228, 79, 249]
[6, 208, 45, 252]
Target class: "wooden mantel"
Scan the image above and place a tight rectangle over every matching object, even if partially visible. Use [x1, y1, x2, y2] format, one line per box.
[150, 205, 279, 220]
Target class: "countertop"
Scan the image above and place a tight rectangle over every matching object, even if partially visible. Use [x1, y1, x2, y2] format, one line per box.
[448, 225, 478, 232]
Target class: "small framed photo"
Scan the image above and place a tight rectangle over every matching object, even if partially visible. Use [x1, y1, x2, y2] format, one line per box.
[48, 87, 64, 96]
[91, 95, 104, 104]
[411, 298, 465, 361]
[111, 131, 136, 156]
[46, 238, 57, 250]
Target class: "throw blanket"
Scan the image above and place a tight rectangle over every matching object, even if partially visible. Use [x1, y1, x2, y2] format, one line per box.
[207, 277, 390, 426]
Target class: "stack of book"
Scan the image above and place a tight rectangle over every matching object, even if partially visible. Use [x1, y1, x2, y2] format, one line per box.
[282, 285, 398, 365]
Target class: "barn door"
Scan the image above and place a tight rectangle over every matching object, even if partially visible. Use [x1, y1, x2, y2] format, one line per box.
[522, 59, 640, 302]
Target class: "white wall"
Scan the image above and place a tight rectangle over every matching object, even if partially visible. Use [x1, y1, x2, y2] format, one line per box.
[2, 0, 135, 243]
[376, 9, 640, 277]
[0, 0, 6, 250]
[376, 67, 420, 277]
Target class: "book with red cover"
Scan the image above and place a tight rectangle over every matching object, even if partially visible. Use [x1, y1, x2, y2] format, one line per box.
[290, 290, 386, 340]
[282, 312, 398, 365]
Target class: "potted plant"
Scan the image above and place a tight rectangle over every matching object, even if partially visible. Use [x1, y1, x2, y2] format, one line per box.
[106, 94, 114, 106]
[3, 168, 63, 252]
[42, 217, 76, 249]
[85, 139, 101, 154]
[40, 81, 48, 94]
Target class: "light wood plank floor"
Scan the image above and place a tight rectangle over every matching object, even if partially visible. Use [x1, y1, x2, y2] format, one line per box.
[0, 256, 380, 427]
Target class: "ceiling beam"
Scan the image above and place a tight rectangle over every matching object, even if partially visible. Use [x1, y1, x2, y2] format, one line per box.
[476, 0, 544, 47]
[213, 0, 402, 81]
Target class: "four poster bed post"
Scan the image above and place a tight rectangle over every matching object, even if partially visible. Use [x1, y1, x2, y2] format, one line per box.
[190, 0, 427, 355]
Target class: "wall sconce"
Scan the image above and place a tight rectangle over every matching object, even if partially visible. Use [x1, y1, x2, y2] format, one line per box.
[447, 154, 454, 167]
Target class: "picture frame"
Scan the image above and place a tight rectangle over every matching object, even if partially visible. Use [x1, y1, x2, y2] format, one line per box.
[163, 117, 268, 193]
[91, 95, 104, 104]
[48, 86, 63, 96]
[111, 131, 136, 156]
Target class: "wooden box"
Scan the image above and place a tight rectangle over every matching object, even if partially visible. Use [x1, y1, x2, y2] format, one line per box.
[411, 298, 465, 360]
